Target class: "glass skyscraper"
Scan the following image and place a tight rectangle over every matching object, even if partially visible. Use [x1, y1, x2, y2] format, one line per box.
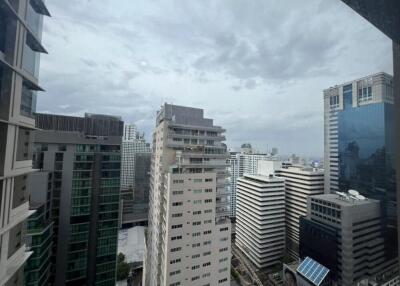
[323, 72, 398, 274]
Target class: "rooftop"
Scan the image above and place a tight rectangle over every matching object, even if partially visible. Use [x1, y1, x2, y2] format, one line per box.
[311, 193, 378, 207]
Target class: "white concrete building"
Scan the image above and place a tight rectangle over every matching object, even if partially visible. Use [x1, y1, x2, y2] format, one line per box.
[0, 1, 49, 285]
[235, 167, 285, 270]
[276, 165, 324, 259]
[121, 135, 151, 190]
[124, 123, 138, 141]
[143, 104, 231, 286]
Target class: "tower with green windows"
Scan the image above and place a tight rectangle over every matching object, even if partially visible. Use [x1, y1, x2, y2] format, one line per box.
[33, 113, 123, 286]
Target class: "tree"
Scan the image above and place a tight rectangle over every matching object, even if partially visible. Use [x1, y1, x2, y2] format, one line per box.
[117, 252, 130, 281]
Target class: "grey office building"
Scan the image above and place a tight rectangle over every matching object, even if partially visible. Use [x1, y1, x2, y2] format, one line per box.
[33, 113, 123, 286]
[0, 0, 49, 285]
[300, 192, 398, 285]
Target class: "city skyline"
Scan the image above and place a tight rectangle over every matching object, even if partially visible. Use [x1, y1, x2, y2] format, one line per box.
[36, 0, 393, 157]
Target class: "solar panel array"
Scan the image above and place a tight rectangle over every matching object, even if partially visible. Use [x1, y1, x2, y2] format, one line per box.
[297, 257, 330, 286]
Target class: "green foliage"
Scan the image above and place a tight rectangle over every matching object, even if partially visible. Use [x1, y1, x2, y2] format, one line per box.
[116, 252, 130, 281]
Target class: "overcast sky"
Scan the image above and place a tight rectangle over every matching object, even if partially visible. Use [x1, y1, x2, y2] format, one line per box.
[37, 0, 392, 157]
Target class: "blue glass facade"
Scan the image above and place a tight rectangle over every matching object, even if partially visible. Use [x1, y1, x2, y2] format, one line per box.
[338, 100, 397, 257]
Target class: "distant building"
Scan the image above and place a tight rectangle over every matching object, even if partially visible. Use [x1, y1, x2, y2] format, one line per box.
[236, 166, 285, 270]
[123, 124, 138, 141]
[299, 192, 398, 286]
[120, 124, 151, 227]
[227, 149, 276, 219]
[0, 1, 50, 284]
[34, 113, 123, 285]
[143, 104, 231, 286]
[276, 166, 324, 259]
[24, 171, 54, 286]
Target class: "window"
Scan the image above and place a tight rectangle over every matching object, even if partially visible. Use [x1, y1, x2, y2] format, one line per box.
[329, 95, 339, 107]
[191, 265, 200, 270]
[220, 227, 228, 232]
[191, 276, 200, 281]
[170, 270, 181, 276]
[203, 262, 211, 267]
[192, 254, 200, 259]
[193, 200, 202, 204]
[16, 128, 32, 161]
[173, 180, 184, 184]
[193, 221, 201, 226]
[203, 240, 211, 245]
[172, 224, 182, 229]
[193, 179, 202, 183]
[193, 189, 202, 194]
[219, 257, 228, 263]
[192, 243, 200, 248]
[172, 190, 183, 195]
[220, 237, 229, 242]
[172, 202, 183, 206]
[204, 220, 212, 224]
[205, 178, 213, 182]
[192, 232, 201, 237]
[170, 258, 181, 264]
[219, 268, 228, 273]
[204, 209, 212, 214]
[219, 247, 228, 252]
[193, 211, 201, 215]
[205, 199, 212, 203]
[219, 278, 228, 283]
[205, 188, 212, 193]
[204, 230, 212, 235]
[203, 251, 211, 256]
[171, 247, 181, 252]
[171, 235, 182, 241]
[170, 282, 180, 286]
[172, 213, 183, 218]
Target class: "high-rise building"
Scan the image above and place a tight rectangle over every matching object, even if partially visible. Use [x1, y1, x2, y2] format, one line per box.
[323, 72, 397, 266]
[24, 171, 54, 286]
[227, 152, 242, 219]
[120, 124, 151, 227]
[227, 149, 275, 219]
[33, 113, 123, 286]
[299, 192, 399, 285]
[337, 1, 400, 273]
[235, 166, 285, 270]
[121, 128, 151, 190]
[143, 104, 231, 286]
[276, 165, 324, 259]
[123, 124, 138, 141]
[0, 1, 49, 284]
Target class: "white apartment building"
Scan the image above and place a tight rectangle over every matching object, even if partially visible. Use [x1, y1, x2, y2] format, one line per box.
[121, 132, 151, 190]
[143, 104, 231, 286]
[0, 1, 49, 285]
[235, 167, 285, 270]
[227, 150, 275, 219]
[123, 123, 138, 141]
[275, 165, 324, 259]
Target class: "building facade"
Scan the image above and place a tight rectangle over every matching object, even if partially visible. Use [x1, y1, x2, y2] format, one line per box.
[0, 0, 49, 285]
[300, 192, 398, 285]
[33, 113, 123, 286]
[143, 104, 231, 286]
[323, 72, 397, 266]
[227, 149, 274, 219]
[276, 166, 324, 259]
[24, 171, 53, 286]
[123, 124, 138, 141]
[236, 171, 285, 270]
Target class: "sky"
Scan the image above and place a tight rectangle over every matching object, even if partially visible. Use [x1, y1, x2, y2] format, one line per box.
[37, 0, 393, 157]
